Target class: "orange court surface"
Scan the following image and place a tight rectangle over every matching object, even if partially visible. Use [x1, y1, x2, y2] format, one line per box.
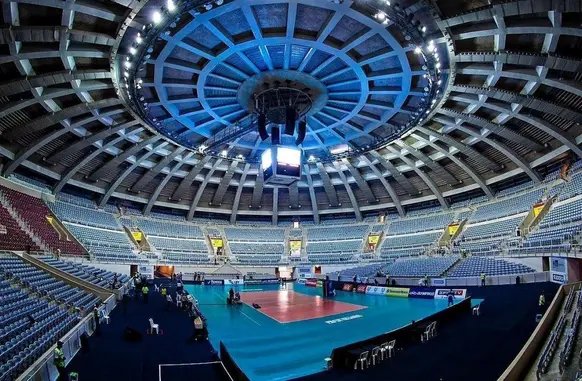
[238, 289, 367, 323]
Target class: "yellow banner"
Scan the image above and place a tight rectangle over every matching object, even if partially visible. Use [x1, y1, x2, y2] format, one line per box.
[448, 224, 460, 236]
[211, 238, 223, 248]
[368, 235, 380, 244]
[289, 240, 301, 251]
[386, 287, 410, 298]
[132, 231, 142, 241]
[533, 203, 545, 217]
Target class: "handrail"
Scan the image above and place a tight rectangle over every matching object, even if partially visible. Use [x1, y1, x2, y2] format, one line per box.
[498, 281, 582, 381]
[16, 293, 116, 381]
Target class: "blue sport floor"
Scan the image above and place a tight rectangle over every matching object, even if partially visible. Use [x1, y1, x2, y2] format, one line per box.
[186, 283, 470, 381]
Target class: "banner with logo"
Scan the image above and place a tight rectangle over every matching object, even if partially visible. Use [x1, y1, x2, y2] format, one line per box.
[435, 289, 466, 299]
[204, 279, 224, 286]
[533, 203, 545, 217]
[289, 240, 302, 257]
[550, 257, 567, 284]
[245, 279, 279, 285]
[297, 278, 307, 284]
[365, 286, 388, 295]
[132, 231, 143, 242]
[409, 287, 435, 299]
[386, 287, 410, 297]
[210, 238, 223, 248]
[431, 278, 446, 287]
[356, 285, 367, 293]
[305, 279, 317, 287]
[448, 224, 460, 236]
[342, 283, 354, 292]
[316, 279, 323, 288]
[224, 279, 244, 285]
[368, 235, 380, 244]
[138, 265, 154, 280]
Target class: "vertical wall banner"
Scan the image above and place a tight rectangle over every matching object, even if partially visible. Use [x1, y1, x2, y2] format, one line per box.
[532, 203, 545, 217]
[550, 257, 567, 284]
[210, 238, 223, 248]
[448, 224, 460, 236]
[138, 265, 154, 279]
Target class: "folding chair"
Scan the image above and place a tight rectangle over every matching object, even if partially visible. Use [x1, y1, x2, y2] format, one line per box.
[154, 284, 160, 292]
[429, 322, 437, 339]
[386, 340, 396, 358]
[354, 351, 369, 370]
[421, 323, 433, 342]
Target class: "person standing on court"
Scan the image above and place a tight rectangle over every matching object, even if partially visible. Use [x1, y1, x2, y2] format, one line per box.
[54, 340, 67, 380]
[142, 284, 149, 304]
[447, 289, 455, 307]
[481, 272, 486, 287]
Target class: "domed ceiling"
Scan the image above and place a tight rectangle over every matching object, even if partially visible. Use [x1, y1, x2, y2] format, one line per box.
[0, 0, 580, 223]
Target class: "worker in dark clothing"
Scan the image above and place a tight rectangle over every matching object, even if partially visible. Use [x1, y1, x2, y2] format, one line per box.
[93, 304, 101, 336]
[447, 289, 455, 307]
[142, 285, 149, 304]
[122, 291, 130, 315]
[539, 291, 546, 314]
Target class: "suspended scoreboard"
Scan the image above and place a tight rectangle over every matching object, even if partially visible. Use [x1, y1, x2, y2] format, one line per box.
[261, 146, 302, 186]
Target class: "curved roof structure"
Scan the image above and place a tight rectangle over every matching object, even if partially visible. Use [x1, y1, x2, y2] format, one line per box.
[0, 0, 580, 223]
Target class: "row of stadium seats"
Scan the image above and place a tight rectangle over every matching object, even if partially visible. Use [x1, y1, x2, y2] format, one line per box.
[39, 257, 129, 289]
[0, 256, 100, 311]
[51, 202, 120, 230]
[129, 218, 204, 239]
[1, 186, 84, 256]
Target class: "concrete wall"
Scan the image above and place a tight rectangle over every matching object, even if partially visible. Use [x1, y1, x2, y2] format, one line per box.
[502, 257, 544, 272]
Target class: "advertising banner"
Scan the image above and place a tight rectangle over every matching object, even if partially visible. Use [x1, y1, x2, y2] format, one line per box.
[386, 287, 410, 298]
[224, 279, 244, 285]
[435, 289, 467, 299]
[316, 279, 323, 288]
[342, 283, 354, 292]
[210, 238, 223, 248]
[138, 265, 154, 280]
[245, 279, 279, 285]
[550, 257, 567, 284]
[551, 272, 566, 284]
[448, 224, 460, 236]
[365, 286, 388, 295]
[204, 279, 224, 286]
[356, 285, 367, 293]
[289, 240, 302, 257]
[431, 278, 446, 287]
[305, 279, 317, 287]
[409, 287, 435, 299]
[297, 278, 307, 284]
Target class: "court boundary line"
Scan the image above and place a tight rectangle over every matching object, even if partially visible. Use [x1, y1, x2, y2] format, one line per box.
[158, 361, 234, 381]
[214, 290, 262, 326]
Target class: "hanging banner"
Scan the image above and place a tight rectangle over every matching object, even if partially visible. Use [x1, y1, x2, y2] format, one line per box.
[533, 203, 545, 217]
[138, 265, 154, 280]
[368, 235, 380, 244]
[132, 231, 143, 242]
[448, 224, 460, 236]
[211, 238, 223, 248]
[289, 240, 302, 257]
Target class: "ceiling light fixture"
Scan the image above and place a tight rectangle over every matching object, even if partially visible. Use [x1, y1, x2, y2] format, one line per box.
[167, 0, 176, 11]
[205, 3, 213, 10]
[136, 33, 142, 44]
[152, 11, 162, 24]
[414, 46, 422, 54]
[129, 47, 136, 55]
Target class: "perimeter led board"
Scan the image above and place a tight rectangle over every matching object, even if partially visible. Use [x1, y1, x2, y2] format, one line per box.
[261, 145, 302, 185]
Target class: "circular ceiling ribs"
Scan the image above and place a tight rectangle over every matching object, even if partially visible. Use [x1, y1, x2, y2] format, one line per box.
[0, 0, 578, 223]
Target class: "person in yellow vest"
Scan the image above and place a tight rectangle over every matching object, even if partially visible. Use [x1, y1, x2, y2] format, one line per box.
[142, 285, 149, 304]
[539, 291, 546, 314]
[54, 340, 67, 380]
[480, 272, 486, 287]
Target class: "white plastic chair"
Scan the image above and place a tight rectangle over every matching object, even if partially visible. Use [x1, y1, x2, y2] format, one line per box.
[473, 303, 481, 316]
[354, 351, 369, 370]
[421, 323, 433, 342]
[371, 346, 381, 365]
[149, 318, 159, 335]
[154, 284, 160, 292]
[429, 322, 437, 339]
[103, 313, 110, 324]
[386, 340, 395, 358]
